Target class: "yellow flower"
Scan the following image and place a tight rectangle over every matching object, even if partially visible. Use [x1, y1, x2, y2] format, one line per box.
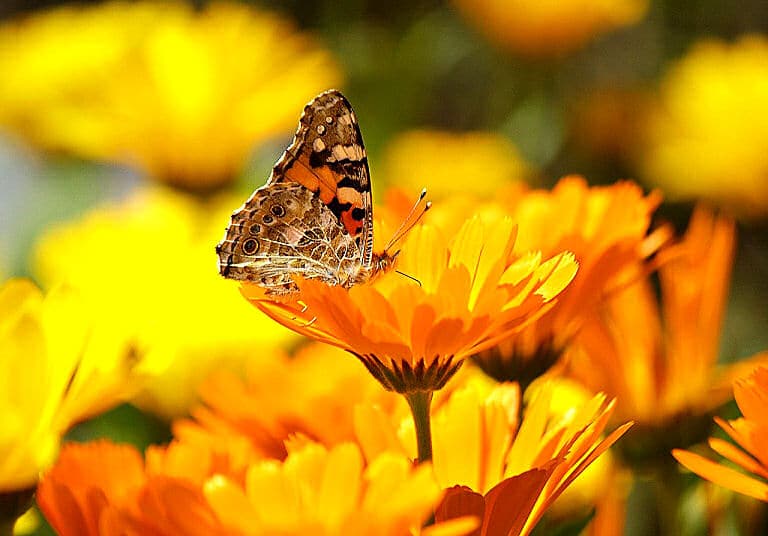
[204, 441, 470, 536]
[641, 35, 768, 217]
[355, 377, 629, 535]
[529, 378, 617, 521]
[242, 215, 577, 393]
[466, 176, 666, 387]
[0, 279, 141, 493]
[39, 438, 474, 536]
[0, 1, 342, 190]
[452, 0, 648, 57]
[379, 130, 532, 199]
[32, 187, 296, 418]
[567, 207, 767, 456]
[674, 365, 768, 502]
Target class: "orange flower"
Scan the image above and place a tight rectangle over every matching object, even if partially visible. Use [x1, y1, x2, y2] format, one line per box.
[567, 207, 767, 456]
[467, 176, 666, 387]
[242, 216, 577, 394]
[174, 343, 400, 460]
[39, 439, 474, 536]
[452, 0, 648, 57]
[37, 440, 228, 536]
[674, 366, 768, 502]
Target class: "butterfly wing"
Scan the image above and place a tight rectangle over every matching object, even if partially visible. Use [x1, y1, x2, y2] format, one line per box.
[269, 89, 374, 267]
[216, 182, 363, 294]
[217, 90, 373, 294]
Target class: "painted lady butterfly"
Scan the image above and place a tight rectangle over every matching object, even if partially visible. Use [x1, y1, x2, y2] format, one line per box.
[217, 89, 427, 296]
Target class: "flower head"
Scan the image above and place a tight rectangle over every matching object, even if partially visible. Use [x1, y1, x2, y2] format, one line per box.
[379, 130, 532, 199]
[242, 216, 577, 393]
[33, 187, 295, 417]
[37, 440, 231, 536]
[434, 384, 629, 535]
[467, 176, 665, 386]
[0, 1, 342, 190]
[640, 35, 768, 217]
[175, 343, 399, 460]
[674, 366, 768, 502]
[204, 442, 462, 536]
[354, 377, 630, 535]
[0, 279, 141, 493]
[453, 0, 648, 57]
[567, 206, 767, 459]
[38, 439, 472, 536]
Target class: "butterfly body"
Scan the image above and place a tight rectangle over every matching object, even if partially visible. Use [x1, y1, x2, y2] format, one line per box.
[217, 90, 389, 296]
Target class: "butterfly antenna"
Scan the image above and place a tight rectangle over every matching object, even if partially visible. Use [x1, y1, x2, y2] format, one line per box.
[384, 189, 431, 253]
[395, 270, 422, 287]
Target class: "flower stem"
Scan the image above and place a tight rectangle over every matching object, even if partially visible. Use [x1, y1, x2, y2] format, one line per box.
[405, 390, 434, 464]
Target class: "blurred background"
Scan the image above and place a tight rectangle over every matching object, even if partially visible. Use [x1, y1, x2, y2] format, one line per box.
[0, 0, 767, 534]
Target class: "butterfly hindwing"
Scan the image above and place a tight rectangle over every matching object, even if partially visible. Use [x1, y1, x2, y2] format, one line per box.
[217, 182, 363, 293]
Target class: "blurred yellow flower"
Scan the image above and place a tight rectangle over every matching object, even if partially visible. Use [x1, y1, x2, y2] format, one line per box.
[453, 0, 648, 57]
[204, 442, 471, 536]
[641, 36, 768, 217]
[567, 207, 767, 456]
[243, 216, 577, 393]
[0, 1, 342, 190]
[674, 365, 768, 502]
[32, 187, 295, 418]
[0, 279, 141, 493]
[379, 130, 532, 199]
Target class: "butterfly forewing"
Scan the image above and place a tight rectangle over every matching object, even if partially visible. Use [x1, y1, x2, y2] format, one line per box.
[269, 90, 373, 266]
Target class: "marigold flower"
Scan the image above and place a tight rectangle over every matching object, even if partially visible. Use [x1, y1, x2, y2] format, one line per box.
[379, 130, 532, 199]
[33, 187, 296, 417]
[640, 35, 768, 217]
[37, 440, 229, 536]
[467, 176, 665, 387]
[453, 0, 648, 57]
[204, 441, 472, 536]
[567, 207, 767, 458]
[39, 439, 473, 536]
[0, 1, 342, 190]
[528, 379, 618, 522]
[674, 366, 768, 502]
[242, 216, 577, 393]
[175, 343, 400, 460]
[355, 378, 630, 535]
[0, 279, 141, 495]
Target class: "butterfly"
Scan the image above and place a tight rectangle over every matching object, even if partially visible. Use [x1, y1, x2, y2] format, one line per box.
[217, 89, 428, 296]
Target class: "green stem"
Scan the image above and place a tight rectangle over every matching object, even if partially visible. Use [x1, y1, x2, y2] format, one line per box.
[405, 390, 434, 464]
[653, 461, 684, 535]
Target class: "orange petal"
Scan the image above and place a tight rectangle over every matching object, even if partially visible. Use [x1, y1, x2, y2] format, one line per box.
[673, 449, 768, 502]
